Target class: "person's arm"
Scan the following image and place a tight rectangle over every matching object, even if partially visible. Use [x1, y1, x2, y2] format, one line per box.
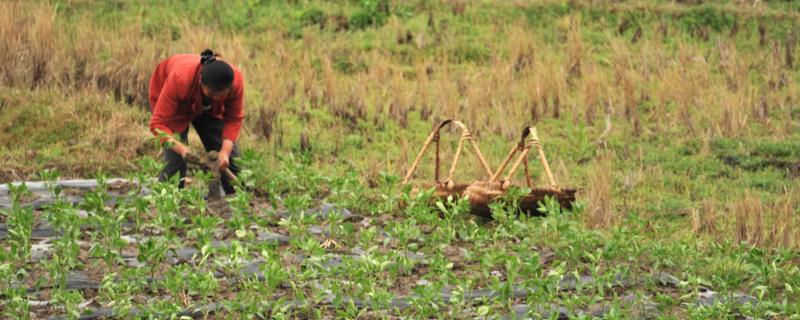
[218, 75, 244, 169]
[150, 74, 190, 158]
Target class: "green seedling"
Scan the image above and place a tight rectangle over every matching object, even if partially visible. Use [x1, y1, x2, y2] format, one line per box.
[186, 269, 220, 300]
[216, 240, 248, 279]
[5, 208, 33, 267]
[377, 171, 401, 215]
[149, 181, 185, 235]
[87, 199, 126, 270]
[408, 282, 442, 318]
[100, 268, 148, 317]
[226, 186, 253, 236]
[37, 168, 62, 197]
[44, 209, 81, 288]
[188, 214, 222, 249]
[258, 251, 290, 294]
[185, 170, 211, 215]
[4, 184, 34, 268]
[1, 286, 30, 320]
[50, 287, 84, 320]
[328, 172, 367, 211]
[123, 195, 150, 233]
[161, 264, 192, 305]
[137, 236, 168, 281]
[435, 194, 470, 225]
[321, 207, 346, 248]
[7, 182, 32, 204]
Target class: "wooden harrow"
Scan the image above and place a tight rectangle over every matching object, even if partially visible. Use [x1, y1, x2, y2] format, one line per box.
[402, 120, 577, 217]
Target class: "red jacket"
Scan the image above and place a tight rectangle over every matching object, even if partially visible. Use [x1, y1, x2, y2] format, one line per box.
[149, 54, 245, 142]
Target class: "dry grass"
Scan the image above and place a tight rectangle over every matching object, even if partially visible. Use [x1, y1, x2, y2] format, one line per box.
[1, 2, 797, 141]
[732, 190, 799, 249]
[586, 155, 615, 228]
[0, 88, 150, 181]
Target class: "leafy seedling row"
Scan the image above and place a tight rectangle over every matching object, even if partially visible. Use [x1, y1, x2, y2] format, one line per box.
[1, 178, 773, 319]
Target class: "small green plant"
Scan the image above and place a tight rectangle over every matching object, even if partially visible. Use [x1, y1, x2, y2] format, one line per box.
[44, 204, 81, 287]
[2, 286, 30, 320]
[385, 218, 421, 250]
[300, 8, 325, 27]
[186, 269, 220, 300]
[328, 172, 366, 210]
[258, 250, 290, 294]
[349, 0, 390, 30]
[188, 215, 222, 249]
[50, 287, 84, 320]
[183, 171, 210, 215]
[226, 186, 253, 238]
[401, 184, 435, 218]
[4, 184, 34, 268]
[216, 240, 249, 279]
[536, 195, 564, 216]
[36, 168, 62, 197]
[160, 264, 192, 304]
[377, 171, 401, 215]
[87, 199, 127, 270]
[149, 181, 185, 235]
[7, 182, 32, 204]
[408, 281, 442, 317]
[679, 6, 735, 33]
[98, 268, 147, 317]
[137, 236, 168, 281]
[435, 194, 470, 225]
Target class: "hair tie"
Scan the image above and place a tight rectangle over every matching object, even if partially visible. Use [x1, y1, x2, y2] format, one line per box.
[200, 49, 217, 65]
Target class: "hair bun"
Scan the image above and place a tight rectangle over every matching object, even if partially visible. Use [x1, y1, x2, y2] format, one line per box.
[200, 48, 217, 65]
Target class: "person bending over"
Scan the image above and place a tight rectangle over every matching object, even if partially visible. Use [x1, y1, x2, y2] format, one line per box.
[149, 49, 244, 194]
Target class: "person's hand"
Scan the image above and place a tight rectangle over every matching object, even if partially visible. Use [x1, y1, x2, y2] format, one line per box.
[218, 139, 234, 171]
[218, 151, 230, 170]
[172, 142, 190, 159]
[175, 144, 202, 165]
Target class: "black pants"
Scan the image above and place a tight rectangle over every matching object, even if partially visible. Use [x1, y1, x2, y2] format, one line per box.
[158, 113, 240, 194]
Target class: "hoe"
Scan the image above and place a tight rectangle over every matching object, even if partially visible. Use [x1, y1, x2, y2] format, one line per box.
[402, 119, 576, 217]
[183, 150, 237, 200]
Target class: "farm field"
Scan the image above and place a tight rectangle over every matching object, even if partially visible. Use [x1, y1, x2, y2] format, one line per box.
[1, 0, 800, 319]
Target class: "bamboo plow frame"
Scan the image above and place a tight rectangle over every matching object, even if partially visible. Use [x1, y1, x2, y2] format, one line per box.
[531, 127, 557, 188]
[403, 121, 576, 217]
[491, 126, 558, 189]
[402, 119, 493, 186]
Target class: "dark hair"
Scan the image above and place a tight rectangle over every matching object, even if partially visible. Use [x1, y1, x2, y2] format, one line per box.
[199, 49, 234, 92]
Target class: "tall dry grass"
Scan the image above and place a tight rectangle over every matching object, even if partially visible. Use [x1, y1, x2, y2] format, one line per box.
[732, 190, 799, 249]
[586, 155, 616, 228]
[692, 199, 718, 235]
[3, 2, 798, 145]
